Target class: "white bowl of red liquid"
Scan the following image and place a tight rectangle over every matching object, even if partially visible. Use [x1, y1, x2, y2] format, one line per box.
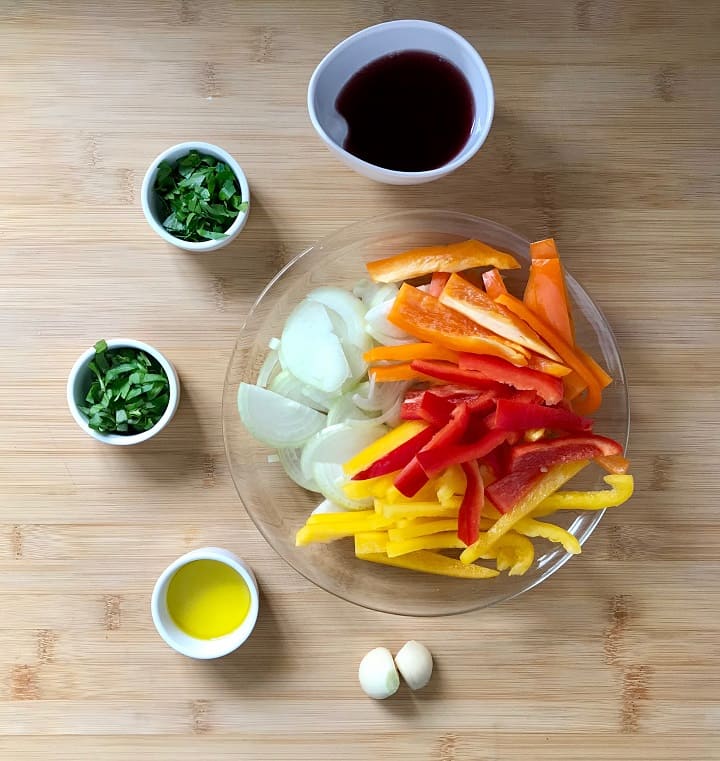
[307, 20, 494, 185]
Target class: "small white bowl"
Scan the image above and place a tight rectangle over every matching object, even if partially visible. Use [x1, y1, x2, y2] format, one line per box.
[307, 20, 494, 185]
[151, 547, 260, 659]
[67, 338, 180, 446]
[141, 141, 250, 252]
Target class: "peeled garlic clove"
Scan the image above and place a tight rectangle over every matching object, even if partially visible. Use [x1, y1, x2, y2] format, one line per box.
[394, 640, 433, 690]
[358, 647, 400, 699]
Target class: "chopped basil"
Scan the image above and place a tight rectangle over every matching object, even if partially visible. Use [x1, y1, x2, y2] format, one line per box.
[79, 341, 170, 434]
[153, 150, 248, 242]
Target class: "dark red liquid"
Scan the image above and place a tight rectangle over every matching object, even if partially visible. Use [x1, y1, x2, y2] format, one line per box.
[336, 50, 474, 172]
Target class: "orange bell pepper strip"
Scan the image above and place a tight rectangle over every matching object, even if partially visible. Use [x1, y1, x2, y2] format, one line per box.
[494, 292, 602, 415]
[369, 363, 432, 383]
[428, 271, 451, 297]
[577, 347, 613, 389]
[366, 239, 520, 283]
[482, 267, 509, 299]
[527, 354, 571, 378]
[388, 283, 530, 366]
[595, 454, 631, 474]
[363, 342, 459, 364]
[523, 238, 575, 346]
[439, 273, 563, 362]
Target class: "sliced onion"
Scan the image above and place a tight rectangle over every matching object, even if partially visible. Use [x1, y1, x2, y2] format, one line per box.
[365, 299, 411, 341]
[311, 499, 349, 515]
[312, 461, 373, 510]
[365, 325, 416, 347]
[326, 393, 375, 427]
[270, 369, 333, 412]
[237, 383, 326, 448]
[278, 447, 319, 492]
[353, 380, 410, 412]
[257, 349, 279, 388]
[279, 299, 350, 393]
[307, 287, 372, 352]
[367, 283, 399, 309]
[300, 422, 385, 481]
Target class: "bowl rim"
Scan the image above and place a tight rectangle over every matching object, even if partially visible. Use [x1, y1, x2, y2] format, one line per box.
[222, 209, 630, 616]
[67, 337, 180, 446]
[140, 140, 251, 253]
[307, 19, 495, 181]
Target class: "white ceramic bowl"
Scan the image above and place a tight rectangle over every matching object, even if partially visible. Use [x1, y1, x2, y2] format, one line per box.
[151, 547, 260, 659]
[67, 338, 180, 446]
[141, 141, 250, 252]
[307, 20, 494, 185]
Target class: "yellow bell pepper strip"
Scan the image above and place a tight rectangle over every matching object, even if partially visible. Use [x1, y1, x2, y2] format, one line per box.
[388, 283, 530, 366]
[439, 273, 563, 361]
[532, 474, 634, 518]
[366, 239, 521, 283]
[356, 550, 499, 579]
[296, 513, 393, 546]
[495, 292, 602, 415]
[343, 474, 397, 500]
[369, 363, 431, 383]
[523, 238, 575, 347]
[386, 531, 467, 558]
[307, 509, 375, 525]
[595, 454, 631, 475]
[354, 531, 390, 555]
[383, 480, 440, 504]
[377, 498, 461, 521]
[388, 518, 459, 542]
[491, 533, 535, 575]
[513, 517, 582, 555]
[437, 463, 467, 494]
[363, 342, 459, 364]
[343, 420, 430, 476]
[460, 460, 588, 563]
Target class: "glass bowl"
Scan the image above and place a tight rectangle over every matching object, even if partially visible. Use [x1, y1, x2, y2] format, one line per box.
[222, 210, 629, 616]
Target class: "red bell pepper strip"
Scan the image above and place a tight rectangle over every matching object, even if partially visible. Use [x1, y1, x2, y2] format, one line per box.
[401, 387, 500, 421]
[458, 460, 484, 546]
[410, 360, 507, 393]
[490, 399, 592, 433]
[417, 429, 509, 476]
[394, 404, 471, 497]
[428, 271, 451, 297]
[509, 435, 623, 473]
[417, 391, 456, 428]
[351, 426, 435, 480]
[457, 352, 564, 405]
[482, 267, 509, 299]
[486, 466, 548, 514]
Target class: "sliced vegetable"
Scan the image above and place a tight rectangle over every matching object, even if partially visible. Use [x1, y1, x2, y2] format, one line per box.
[439, 273, 562, 361]
[295, 512, 393, 545]
[527, 355, 572, 378]
[457, 352, 564, 405]
[354, 531, 391, 555]
[388, 518, 459, 542]
[343, 419, 431, 475]
[351, 425, 435, 481]
[366, 239, 520, 283]
[595, 454, 631, 474]
[363, 342, 459, 364]
[508, 434, 623, 473]
[278, 447, 318, 491]
[237, 383, 326, 448]
[532, 474, 634, 517]
[306, 286, 372, 352]
[401, 386, 499, 420]
[416, 430, 508, 476]
[514, 517, 581, 555]
[409, 359, 505, 393]
[369, 364, 431, 383]
[386, 531, 467, 557]
[310, 499, 349, 516]
[457, 460, 484, 546]
[482, 267, 509, 299]
[300, 423, 386, 482]
[388, 284, 529, 365]
[356, 550, 499, 579]
[313, 461, 373, 510]
[490, 398, 592, 433]
[270, 369, 333, 412]
[428, 271, 451, 297]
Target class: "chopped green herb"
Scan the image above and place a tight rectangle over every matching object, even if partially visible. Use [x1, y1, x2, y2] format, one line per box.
[79, 341, 170, 435]
[153, 150, 248, 242]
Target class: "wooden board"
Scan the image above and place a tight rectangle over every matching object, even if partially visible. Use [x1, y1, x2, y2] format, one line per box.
[1, 1, 719, 757]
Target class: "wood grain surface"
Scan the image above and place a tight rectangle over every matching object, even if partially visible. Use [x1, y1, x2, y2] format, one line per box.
[1, 1, 719, 758]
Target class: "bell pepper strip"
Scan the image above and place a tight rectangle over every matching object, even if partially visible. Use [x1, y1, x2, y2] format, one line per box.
[307, 509, 375, 525]
[436, 463, 467, 497]
[524, 428, 546, 442]
[376, 499, 460, 521]
[383, 479, 441, 504]
[401, 386, 500, 420]
[386, 531, 467, 558]
[508, 434, 623, 474]
[343, 474, 397, 500]
[457, 460, 484, 546]
[461, 460, 589, 563]
[354, 531, 390, 555]
[457, 352, 564, 405]
[414, 390, 455, 428]
[388, 284, 530, 365]
[344, 420, 430, 476]
[513, 517, 581, 555]
[495, 292, 602, 415]
[351, 425, 435, 480]
[394, 404, 471, 497]
[366, 239, 521, 283]
[428, 271, 451, 297]
[532, 474, 634, 517]
[363, 342, 459, 364]
[490, 398, 593, 433]
[595, 454, 631, 474]
[439, 273, 562, 362]
[417, 430, 509, 476]
[524, 239, 575, 346]
[409, 360, 507, 393]
[563, 371, 588, 401]
[369, 363, 433, 383]
[482, 267, 509, 299]
[356, 549, 499, 579]
[527, 354, 572, 378]
[295, 514, 393, 545]
[491, 533, 535, 575]
[577, 347, 613, 389]
[389, 518, 458, 542]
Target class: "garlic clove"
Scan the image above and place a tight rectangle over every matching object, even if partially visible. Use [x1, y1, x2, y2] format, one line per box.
[394, 640, 433, 690]
[358, 647, 400, 699]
